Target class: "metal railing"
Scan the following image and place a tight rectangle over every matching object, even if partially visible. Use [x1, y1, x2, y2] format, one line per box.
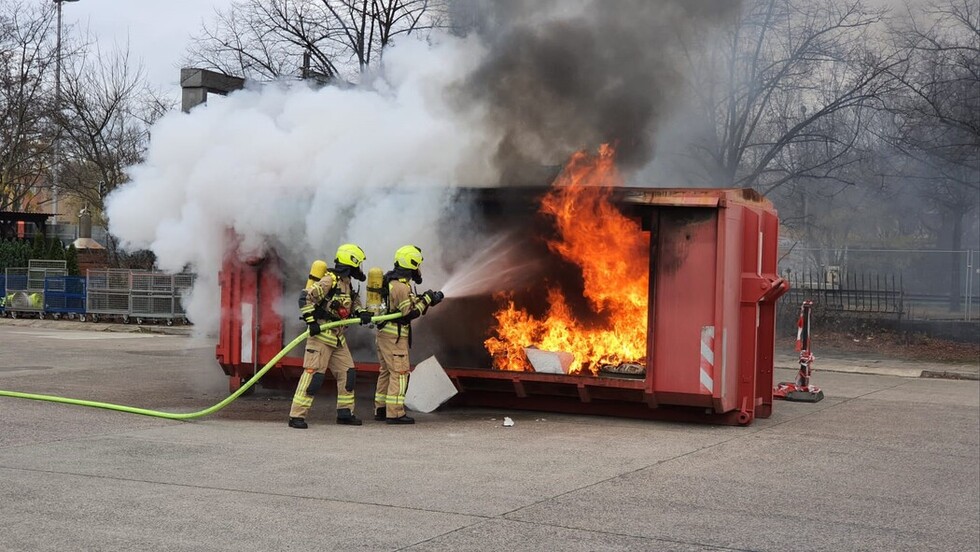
[780, 247, 980, 321]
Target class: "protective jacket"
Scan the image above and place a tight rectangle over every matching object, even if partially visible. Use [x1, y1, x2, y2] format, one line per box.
[300, 270, 366, 348]
[379, 277, 430, 344]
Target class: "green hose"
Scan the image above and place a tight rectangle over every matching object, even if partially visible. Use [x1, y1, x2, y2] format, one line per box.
[0, 313, 403, 420]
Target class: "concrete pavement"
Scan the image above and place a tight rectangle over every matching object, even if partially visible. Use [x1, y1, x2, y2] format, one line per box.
[0, 324, 978, 551]
[774, 350, 979, 380]
[6, 317, 977, 380]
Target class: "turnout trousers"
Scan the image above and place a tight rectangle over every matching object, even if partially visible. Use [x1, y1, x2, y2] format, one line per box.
[289, 337, 356, 419]
[374, 332, 410, 419]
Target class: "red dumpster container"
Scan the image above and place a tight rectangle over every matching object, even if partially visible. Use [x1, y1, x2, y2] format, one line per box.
[216, 188, 787, 425]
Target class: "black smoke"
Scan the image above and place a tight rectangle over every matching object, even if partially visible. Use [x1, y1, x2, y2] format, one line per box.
[456, 0, 741, 184]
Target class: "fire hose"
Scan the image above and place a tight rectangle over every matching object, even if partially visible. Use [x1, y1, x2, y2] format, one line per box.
[0, 313, 404, 420]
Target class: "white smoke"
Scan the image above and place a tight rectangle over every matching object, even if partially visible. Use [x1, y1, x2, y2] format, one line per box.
[106, 34, 500, 333]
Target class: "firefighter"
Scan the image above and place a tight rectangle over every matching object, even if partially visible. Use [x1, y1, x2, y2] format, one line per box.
[288, 243, 374, 429]
[374, 245, 444, 424]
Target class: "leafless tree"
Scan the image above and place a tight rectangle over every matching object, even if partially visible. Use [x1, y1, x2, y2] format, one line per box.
[56, 42, 171, 212]
[884, 0, 980, 310]
[679, 0, 905, 195]
[186, 0, 447, 82]
[890, 1, 979, 174]
[0, 0, 56, 212]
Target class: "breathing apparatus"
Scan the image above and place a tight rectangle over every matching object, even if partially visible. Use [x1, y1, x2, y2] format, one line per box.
[305, 260, 328, 289]
[366, 267, 385, 315]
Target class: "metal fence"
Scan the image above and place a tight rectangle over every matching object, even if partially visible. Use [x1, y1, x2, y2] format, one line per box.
[779, 270, 904, 319]
[780, 247, 980, 321]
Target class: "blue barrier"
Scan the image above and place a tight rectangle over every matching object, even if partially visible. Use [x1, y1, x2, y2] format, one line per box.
[44, 276, 87, 315]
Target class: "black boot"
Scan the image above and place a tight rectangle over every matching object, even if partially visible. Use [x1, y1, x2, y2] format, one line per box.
[386, 415, 415, 425]
[336, 408, 363, 426]
[288, 417, 308, 429]
[374, 407, 386, 421]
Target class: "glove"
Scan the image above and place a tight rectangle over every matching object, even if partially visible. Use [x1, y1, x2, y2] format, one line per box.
[422, 290, 445, 307]
[306, 320, 321, 336]
[358, 311, 373, 325]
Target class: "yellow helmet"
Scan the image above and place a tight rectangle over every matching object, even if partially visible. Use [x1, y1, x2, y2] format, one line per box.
[335, 243, 366, 269]
[394, 245, 423, 270]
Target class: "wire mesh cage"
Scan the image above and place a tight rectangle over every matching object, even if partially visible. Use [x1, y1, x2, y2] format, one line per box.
[44, 276, 86, 315]
[86, 269, 132, 293]
[4, 268, 43, 314]
[130, 294, 176, 319]
[173, 272, 196, 318]
[85, 269, 131, 317]
[27, 259, 68, 271]
[131, 273, 175, 294]
[82, 269, 196, 323]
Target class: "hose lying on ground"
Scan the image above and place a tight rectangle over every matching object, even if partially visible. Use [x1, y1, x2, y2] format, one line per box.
[0, 313, 403, 420]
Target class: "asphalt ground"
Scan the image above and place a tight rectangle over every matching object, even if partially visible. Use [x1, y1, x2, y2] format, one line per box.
[0, 323, 978, 551]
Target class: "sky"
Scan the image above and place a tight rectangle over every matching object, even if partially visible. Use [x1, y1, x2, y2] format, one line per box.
[58, 0, 237, 95]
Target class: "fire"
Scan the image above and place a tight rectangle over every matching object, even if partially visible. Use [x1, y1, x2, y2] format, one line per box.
[484, 144, 650, 375]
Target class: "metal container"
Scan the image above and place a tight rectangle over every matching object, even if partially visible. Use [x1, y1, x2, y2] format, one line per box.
[43, 276, 86, 317]
[130, 272, 176, 322]
[4, 263, 66, 318]
[85, 269, 132, 321]
[215, 188, 787, 424]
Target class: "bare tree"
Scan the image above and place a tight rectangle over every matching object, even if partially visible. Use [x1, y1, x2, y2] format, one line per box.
[0, 0, 56, 212]
[186, 0, 446, 82]
[890, 0, 979, 173]
[679, 0, 904, 194]
[884, 0, 980, 311]
[56, 42, 170, 211]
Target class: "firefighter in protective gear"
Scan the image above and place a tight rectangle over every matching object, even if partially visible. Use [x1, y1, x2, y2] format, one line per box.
[288, 244, 375, 429]
[374, 245, 444, 424]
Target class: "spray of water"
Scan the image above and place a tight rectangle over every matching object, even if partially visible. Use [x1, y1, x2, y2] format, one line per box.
[437, 232, 541, 298]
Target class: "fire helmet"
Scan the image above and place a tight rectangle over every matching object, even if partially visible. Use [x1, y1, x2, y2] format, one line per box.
[394, 245, 423, 270]
[335, 243, 367, 269]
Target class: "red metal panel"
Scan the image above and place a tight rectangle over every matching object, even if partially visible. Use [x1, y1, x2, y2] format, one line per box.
[257, 263, 284, 368]
[755, 210, 783, 418]
[215, 264, 244, 372]
[652, 210, 717, 407]
[644, 212, 659, 405]
[735, 208, 761, 422]
[717, 205, 744, 413]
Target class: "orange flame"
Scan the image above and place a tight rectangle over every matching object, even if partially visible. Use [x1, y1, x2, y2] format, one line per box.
[484, 144, 650, 375]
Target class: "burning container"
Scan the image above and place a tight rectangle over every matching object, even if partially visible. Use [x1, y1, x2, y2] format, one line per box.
[216, 187, 786, 425]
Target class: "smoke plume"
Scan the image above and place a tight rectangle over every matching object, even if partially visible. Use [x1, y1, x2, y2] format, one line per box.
[461, 0, 740, 181]
[106, 0, 738, 333]
[107, 37, 498, 331]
